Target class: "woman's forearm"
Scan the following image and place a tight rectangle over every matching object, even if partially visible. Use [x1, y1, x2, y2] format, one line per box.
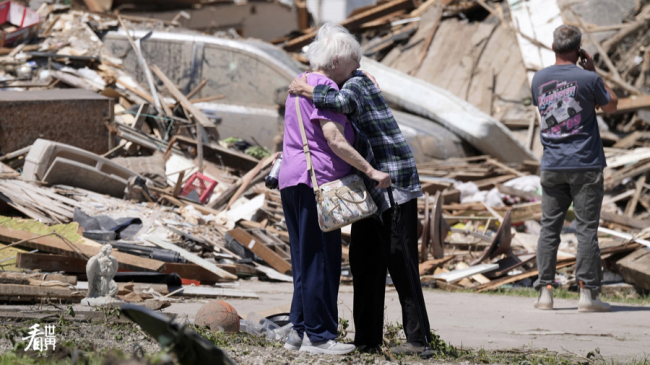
[328, 138, 373, 176]
[320, 120, 372, 175]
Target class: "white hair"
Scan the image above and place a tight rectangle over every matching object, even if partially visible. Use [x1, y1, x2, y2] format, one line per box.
[305, 23, 362, 70]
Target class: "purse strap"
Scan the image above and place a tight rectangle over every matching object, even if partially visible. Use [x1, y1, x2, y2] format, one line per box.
[294, 96, 321, 196]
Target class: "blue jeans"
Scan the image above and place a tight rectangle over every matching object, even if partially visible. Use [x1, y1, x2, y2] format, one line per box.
[281, 184, 341, 342]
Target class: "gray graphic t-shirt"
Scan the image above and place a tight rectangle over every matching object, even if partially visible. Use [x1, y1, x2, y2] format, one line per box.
[531, 64, 610, 171]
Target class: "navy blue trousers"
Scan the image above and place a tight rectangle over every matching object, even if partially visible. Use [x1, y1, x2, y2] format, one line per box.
[281, 184, 341, 342]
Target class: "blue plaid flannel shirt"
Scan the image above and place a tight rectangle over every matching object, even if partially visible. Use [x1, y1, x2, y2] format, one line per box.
[313, 71, 421, 210]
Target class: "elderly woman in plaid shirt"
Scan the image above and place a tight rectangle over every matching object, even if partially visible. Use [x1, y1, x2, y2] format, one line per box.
[289, 23, 431, 356]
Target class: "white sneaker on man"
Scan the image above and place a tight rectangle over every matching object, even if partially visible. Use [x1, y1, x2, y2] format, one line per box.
[578, 282, 611, 312]
[533, 284, 554, 310]
[299, 335, 355, 355]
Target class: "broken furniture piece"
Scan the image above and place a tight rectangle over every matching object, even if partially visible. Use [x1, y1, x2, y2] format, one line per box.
[23, 139, 140, 198]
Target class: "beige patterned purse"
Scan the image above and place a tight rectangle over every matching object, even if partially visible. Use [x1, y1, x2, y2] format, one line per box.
[294, 97, 377, 232]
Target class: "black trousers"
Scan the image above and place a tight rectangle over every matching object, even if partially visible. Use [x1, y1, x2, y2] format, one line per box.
[350, 198, 431, 346]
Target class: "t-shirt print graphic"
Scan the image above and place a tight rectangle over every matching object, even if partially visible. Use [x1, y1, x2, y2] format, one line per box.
[537, 80, 583, 138]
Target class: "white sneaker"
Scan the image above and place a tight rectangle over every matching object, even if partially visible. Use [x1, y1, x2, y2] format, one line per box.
[578, 282, 611, 312]
[299, 335, 355, 355]
[283, 328, 302, 351]
[533, 285, 554, 310]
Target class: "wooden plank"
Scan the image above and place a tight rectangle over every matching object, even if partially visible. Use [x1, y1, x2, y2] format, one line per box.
[0, 227, 165, 272]
[150, 65, 219, 140]
[185, 79, 207, 100]
[419, 255, 454, 276]
[602, 95, 650, 114]
[409, 3, 444, 75]
[163, 262, 254, 283]
[283, 0, 415, 51]
[172, 170, 185, 198]
[625, 175, 646, 217]
[0, 284, 75, 299]
[600, 211, 650, 230]
[486, 159, 526, 177]
[602, 190, 635, 206]
[227, 228, 292, 275]
[226, 155, 274, 209]
[82, 0, 106, 12]
[616, 248, 650, 291]
[0, 271, 77, 285]
[146, 234, 237, 281]
[474, 174, 517, 190]
[476, 260, 575, 292]
[16, 252, 87, 273]
[359, 10, 407, 29]
[612, 131, 650, 149]
[132, 103, 150, 131]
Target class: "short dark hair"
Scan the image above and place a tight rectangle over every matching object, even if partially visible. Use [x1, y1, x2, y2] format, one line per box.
[553, 25, 581, 54]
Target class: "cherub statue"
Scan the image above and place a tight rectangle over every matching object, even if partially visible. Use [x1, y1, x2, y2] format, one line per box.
[81, 245, 120, 306]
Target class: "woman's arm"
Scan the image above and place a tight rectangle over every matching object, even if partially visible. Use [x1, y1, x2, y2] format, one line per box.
[319, 119, 391, 188]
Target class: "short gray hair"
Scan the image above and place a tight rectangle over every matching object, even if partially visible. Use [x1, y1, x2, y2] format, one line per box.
[553, 25, 581, 54]
[305, 23, 362, 70]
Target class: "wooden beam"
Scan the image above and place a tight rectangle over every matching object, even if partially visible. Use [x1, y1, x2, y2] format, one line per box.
[0, 284, 77, 300]
[172, 170, 185, 198]
[283, 0, 415, 52]
[600, 211, 650, 230]
[185, 79, 207, 100]
[16, 252, 87, 273]
[227, 228, 292, 275]
[486, 159, 526, 177]
[163, 262, 241, 284]
[190, 95, 226, 104]
[605, 95, 650, 114]
[0, 227, 165, 272]
[82, 0, 105, 12]
[625, 175, 646, 217]
[0, 271, 77, 285]
[602, 4, 650, 53]
[419, 255, 454, 276]
[409, 0, 450, 75]
[146, 234, 237, 281]
[150, 65, 219, 141]
[132, 103, 150, 131]
[226, 155, 274, 209]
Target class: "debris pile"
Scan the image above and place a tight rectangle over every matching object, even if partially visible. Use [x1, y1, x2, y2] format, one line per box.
[0, 0, 648, 308]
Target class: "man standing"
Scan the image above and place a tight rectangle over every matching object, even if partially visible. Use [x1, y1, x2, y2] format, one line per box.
[289, 68, 430, 354]
[531, 25, 618, 312]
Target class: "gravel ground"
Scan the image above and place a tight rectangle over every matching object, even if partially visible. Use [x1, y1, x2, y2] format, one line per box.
[0, 319, 455, 364]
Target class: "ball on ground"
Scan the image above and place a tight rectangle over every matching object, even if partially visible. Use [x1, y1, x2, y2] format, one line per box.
[195, 300, 240, 334]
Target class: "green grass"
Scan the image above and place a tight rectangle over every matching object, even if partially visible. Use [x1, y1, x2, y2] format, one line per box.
[473, 287, 650, 305]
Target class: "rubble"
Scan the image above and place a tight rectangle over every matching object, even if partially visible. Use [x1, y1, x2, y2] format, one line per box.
[0, 0, 647, 349]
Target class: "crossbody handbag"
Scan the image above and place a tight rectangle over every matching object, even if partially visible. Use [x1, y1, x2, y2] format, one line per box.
[294, 96, 377, 232]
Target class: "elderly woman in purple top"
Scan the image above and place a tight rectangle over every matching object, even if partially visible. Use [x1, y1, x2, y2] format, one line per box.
[278, 24, 390, 355]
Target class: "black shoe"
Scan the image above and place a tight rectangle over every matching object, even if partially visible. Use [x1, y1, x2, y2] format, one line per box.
[390, 342, 425, 355]
[357, 344, 382, 354]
